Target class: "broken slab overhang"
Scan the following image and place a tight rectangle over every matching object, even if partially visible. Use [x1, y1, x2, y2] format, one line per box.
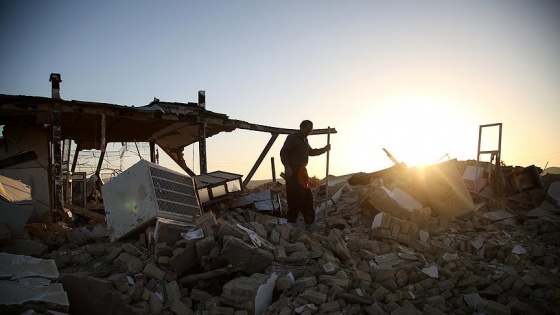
[0, 93, 336, 159]
[0, 253, 69, 313]
[0, 94, 234, 151]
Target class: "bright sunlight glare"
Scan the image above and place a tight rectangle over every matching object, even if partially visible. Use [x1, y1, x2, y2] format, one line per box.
[368, 94, 476, 169]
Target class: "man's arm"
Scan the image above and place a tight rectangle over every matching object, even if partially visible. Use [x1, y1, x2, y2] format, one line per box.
[309, 144, 331, 156]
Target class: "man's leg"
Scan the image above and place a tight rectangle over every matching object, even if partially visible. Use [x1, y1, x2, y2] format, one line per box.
[302, 187, 315, 224]
[286, 164, 305, 223]
[285, 179, 299, 223]
[295, 165, 315, 224]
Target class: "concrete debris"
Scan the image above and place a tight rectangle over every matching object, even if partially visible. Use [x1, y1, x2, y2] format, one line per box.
[221, 273, 278, 315]
[423, 160, 476, 217]
[549, 182, 560, 206]
[182, 228, 205, 241]
[462, 165, 487, 192]
[2, 160, 560, 314]
[463, 293, 488, 309]
[231, 189, 281, 212]
[511, 244, 527, 255]
[503, 165, 543, 196]
[422, 265, 439, 279]
[0, 253, 69, 314]
[528, 200, 560, 221]
[360, 185, 417, 221]
[155, 218, 196, 245]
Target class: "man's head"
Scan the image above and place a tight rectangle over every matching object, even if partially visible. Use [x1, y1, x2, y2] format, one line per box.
[299, 120, 313, 137]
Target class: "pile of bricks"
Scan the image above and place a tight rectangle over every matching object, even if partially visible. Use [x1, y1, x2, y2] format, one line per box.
[1, 171, 559, 315]
[371, 212, 419, 243]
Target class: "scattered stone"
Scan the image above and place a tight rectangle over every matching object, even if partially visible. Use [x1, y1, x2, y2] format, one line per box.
[190, 289, 213, 302]
[114, 252, 143, 274]
[511, 245, 527, 255]
[301, 289, 327, 305]
[328, 229, 352, 261]
[422, 265, 439, 278]
[319, 300, 341, 313]
[105, 246, 123, 263]
[275, 274, 293, 291]
[149, 291, 163, 314]
[464, 293, 487, 309]
[143, 263, 166, 280]
[61, 274, 138, 315]
[221, 273, 278, 315]
[170, 299, 191, 315]
[485, 300, 511, 315]
[4, 169, 560, 315]
[169, 240, 198, 277]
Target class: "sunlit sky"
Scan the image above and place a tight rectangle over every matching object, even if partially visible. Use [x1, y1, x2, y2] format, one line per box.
[1, 1, 559, 180]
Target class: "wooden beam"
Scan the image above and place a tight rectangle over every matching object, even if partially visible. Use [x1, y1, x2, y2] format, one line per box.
[217, 118, 337, 136]
[160, 146, 196, 177]
[243, 133, 279, 188]
[66, 205, 105, 222]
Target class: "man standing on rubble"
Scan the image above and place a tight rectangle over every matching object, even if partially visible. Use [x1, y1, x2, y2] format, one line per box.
[280, 120, 330, 227]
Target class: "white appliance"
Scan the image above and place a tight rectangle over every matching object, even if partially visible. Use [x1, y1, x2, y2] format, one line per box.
[0, 175, 33, 240]
[102, 160, 202, 241]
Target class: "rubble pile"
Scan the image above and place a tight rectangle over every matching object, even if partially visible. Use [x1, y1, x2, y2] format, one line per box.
[1, 161, 560, 315]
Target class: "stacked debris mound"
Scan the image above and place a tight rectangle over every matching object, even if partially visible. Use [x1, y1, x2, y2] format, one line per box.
[1, 160, 560, 315]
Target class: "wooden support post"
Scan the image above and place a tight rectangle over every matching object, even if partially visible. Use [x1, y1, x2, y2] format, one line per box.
[160, 146, 197, 176]
[71, 141, 81, 173]
[95, 143, 107, 177]
[242, 133, 279, 188]
[323, 127, 331, 229]
[271, 157, 276, 183]
[100, 114, 106, 150]
[382, 148, 400, 165]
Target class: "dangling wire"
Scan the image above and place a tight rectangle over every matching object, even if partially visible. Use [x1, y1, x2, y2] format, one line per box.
[135, 141, 143, 160]
[119, 142, 127, 170]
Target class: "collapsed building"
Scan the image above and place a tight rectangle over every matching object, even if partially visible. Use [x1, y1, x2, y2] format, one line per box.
[0, 74, 335, 223]
[1, 74, 559, 315]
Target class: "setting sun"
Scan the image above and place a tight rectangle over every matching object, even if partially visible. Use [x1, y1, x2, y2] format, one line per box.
[379, 96, 476, 167]
[337, 93, 480, 177]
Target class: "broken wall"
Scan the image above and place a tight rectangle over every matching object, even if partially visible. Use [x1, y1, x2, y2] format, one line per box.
[0, 125, 50, 221]
[419, 159, 475, 217]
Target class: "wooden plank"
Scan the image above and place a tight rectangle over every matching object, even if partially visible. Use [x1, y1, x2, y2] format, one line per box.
[66, 205, 105, 222]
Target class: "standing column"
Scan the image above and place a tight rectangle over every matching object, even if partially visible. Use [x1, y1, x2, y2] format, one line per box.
[52, 111, 63, 211]
[198, 90, 207, 174]
[50, 73, 64, 213]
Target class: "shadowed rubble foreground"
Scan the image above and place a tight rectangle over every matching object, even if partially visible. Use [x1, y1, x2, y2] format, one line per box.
[1, 160, 559, 315]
